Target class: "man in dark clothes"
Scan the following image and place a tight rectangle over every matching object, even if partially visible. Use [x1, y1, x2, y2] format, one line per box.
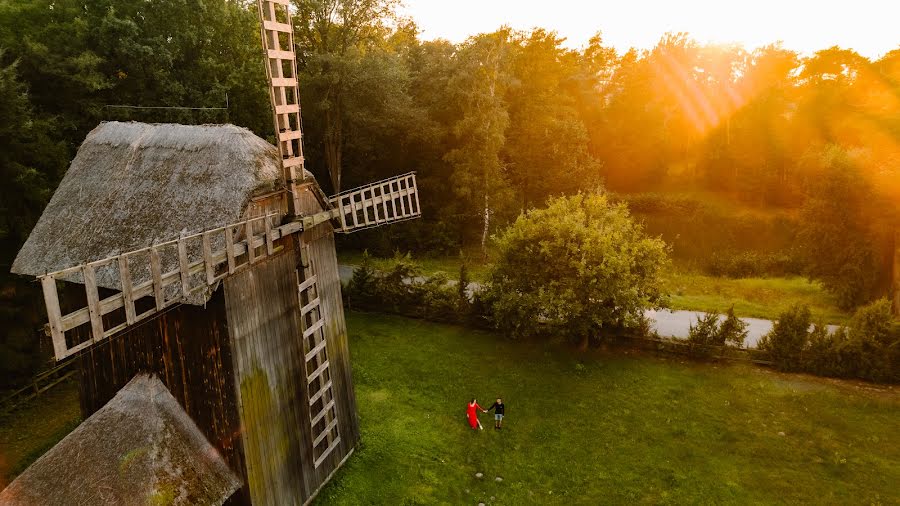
[487, 397, 505, 429]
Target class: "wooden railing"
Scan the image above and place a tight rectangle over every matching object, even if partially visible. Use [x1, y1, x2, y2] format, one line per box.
[329, 172, 420, 233]
[39, 213, 298, 361]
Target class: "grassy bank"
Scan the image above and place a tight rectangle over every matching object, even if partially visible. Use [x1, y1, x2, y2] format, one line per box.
[337, 251, 851, 323]
[664, 271, 850, 323]
[316, 312, 899, 505]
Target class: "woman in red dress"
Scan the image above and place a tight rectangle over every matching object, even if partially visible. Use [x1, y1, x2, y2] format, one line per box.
[466, 398, 487, 430]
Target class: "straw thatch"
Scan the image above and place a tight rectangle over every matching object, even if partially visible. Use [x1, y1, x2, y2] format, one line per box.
[11, 121, 296, 304]
[0, 374, 241, 505]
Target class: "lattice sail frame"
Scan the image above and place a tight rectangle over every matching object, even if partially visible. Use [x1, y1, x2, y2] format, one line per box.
[257, 0, 305, 214]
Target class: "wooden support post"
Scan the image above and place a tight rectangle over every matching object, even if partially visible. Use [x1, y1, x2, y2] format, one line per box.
[178, 237, 190, 297]
[247, 220, 257, 264]
[225, 227, 236, 273]
[265, 215, 274, 255]
[40, 276, 67, 360]
[82, 264, 105, 342]
[118, 255, 136, 325]
[150, 247, 164, 310]
[412, 174, 421, 214]
[202, 231, 215, 285]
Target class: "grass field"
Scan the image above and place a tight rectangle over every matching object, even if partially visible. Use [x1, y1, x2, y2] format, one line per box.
[3, 314, 896, 504]
[337, 250, 851, 323]
[664, 271, 850, 323]
[316, 312, 899, 505]
[0, 380, 81, 488]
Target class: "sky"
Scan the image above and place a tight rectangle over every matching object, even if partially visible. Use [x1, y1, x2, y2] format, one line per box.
[399, 0, 900, 59]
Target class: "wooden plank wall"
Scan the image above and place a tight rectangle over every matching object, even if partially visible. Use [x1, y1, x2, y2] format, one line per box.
[224, 246, 317, 505]
[76, 288, 251, 505]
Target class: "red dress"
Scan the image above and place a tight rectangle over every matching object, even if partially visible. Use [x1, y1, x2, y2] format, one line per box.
[466, 402, 483, 429]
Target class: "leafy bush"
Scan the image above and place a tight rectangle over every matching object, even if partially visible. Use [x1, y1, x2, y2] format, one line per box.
[761, 299, 898, 382]
[485, 192, 670, 348]
[344, 252, 476, 324]
[687, 306, 748, 357]
[758, 304, 813, 371]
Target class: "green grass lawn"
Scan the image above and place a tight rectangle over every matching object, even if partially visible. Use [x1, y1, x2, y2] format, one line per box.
[664, 271, 850, 324]
[337, 250, 851, 323]
[0, 380, 81, 488]
[317, 312, 899, 505]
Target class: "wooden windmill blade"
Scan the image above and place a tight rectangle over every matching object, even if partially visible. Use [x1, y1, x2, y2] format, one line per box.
[328, 172, 422, 233]
[257, 0, 305, 215]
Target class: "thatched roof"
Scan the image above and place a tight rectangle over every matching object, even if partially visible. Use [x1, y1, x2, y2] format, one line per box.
[0, 374, 241, 505]
[11, 121, 301, 304]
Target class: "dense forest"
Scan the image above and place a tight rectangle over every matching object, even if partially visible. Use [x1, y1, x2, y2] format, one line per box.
[1, 0, 899, 380]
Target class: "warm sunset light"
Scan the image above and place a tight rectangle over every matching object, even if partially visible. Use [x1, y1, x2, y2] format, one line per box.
[401, 0, 900, 58]
[1, 1, 899, 503]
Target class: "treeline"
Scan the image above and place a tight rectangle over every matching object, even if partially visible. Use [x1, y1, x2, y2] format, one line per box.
[1, 0, 899, 380]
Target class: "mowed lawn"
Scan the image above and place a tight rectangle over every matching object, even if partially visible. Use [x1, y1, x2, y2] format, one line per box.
[316, 312, 899, 505]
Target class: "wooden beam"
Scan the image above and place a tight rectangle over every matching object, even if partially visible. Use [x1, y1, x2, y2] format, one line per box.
[150, 247, 164, 310]
[202, 231, 215, 285]
[118, 255, 136, 325]
[246, 220, 257, 264]
[265, 216, 274, 255]
[298, 275, 318, 293]
[308, 380, 332, 407]
[225, 227, 236, 274]
[314, 436, 342, 468]
[178, 238, 190, 297]
[40, 277, 67, 360]
[82, 264, 105, 342]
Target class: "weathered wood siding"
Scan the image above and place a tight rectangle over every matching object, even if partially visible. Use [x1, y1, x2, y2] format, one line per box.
[224, 248, 314, 505]
[77, 288, 250, 505]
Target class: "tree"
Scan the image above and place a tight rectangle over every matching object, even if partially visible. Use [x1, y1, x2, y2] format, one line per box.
[444, 30, 515, 255]
[0, 53, 68, 384]
[294, 0, 402, 192]
[486, 192, 670, 348]
[797, 146, 889, 308]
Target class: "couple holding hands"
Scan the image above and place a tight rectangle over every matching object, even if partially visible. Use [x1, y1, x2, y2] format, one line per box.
[466, 397, 505, 430]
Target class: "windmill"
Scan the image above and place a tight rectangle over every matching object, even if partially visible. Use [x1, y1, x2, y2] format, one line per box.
[2, 1, 419, 504]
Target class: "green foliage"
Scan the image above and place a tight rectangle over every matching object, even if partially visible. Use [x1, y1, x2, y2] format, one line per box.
[687, 306, 748, 357]
[759, 304, 814, 371]
[707, 251, 802, 278]
[343, 252, 474, 324]
[761, 300, 899, 382]
[486, 192, 670, 345]
[797, 146, 892, 309]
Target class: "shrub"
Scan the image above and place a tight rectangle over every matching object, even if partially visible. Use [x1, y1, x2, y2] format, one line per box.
[761, 299, 898, 382]
[343, 252, 478, 325]
[687, 306, 748, 357]
[485, 192, 670, 348]
[759, 304, 813, 371]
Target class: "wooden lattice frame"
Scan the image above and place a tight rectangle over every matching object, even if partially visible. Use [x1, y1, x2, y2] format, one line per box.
[258, 0, 305, 214]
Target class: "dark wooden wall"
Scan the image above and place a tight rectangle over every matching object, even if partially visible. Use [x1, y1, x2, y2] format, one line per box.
[77, 288, 250, 505]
